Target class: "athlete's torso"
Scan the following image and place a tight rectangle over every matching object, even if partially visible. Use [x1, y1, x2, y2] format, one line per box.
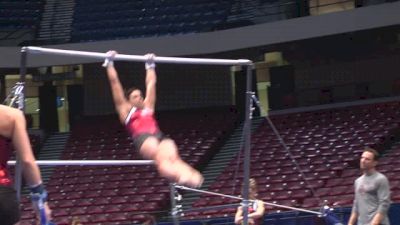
[125, 107, 160, 137]
[249, 200, 261, 225]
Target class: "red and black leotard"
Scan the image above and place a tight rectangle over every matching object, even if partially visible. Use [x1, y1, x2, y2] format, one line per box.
[124, 107, 163, 149]
[0, 137, 21, 224]
[0, 137, 12, 186]
[125, 107, 160, 138]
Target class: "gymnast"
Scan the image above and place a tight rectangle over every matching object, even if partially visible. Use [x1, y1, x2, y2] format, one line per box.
[103, 51, 203, 187]
[235, 178, 265, 225]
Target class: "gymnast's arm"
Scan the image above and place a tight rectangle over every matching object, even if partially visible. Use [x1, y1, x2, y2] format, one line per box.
[143, 53, 157, 110]
[234, 206, 243, 224]
[0, 105, 42, 185]
[104, 51, 131, 123]
[0, 105, 51, 220]
[248, 200, 265, 219]
[235, 205, 257, 225]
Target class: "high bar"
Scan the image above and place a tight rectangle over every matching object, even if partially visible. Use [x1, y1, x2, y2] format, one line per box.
[24, 46, 253, 66]
[8, 160, 154, 166]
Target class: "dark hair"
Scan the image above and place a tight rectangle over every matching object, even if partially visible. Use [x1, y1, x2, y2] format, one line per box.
[125, 87, 143, 99]
[364, 147, 380, 161]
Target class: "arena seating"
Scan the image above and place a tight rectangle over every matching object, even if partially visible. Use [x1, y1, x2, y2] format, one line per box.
[0, 0, 44, 29]
[72, 0, 232, 42]
[185, 101, 400, 219]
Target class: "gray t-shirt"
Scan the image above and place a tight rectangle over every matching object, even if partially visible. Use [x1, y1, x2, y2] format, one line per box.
[352, 171, 391, 225]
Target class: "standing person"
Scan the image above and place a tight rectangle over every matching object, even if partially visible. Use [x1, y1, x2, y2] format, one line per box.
[0, 105, 52, 225]
[103, 51, 203, 187]
[348, 147, 391, 225]
[235, 178, 265, 225]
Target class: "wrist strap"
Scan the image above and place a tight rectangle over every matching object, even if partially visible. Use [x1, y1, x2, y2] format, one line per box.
[102, 58, 114, 67]
[30, 183, 45, 194]
[145, 54, 156, 70]
[30, 183, 48, 202]
[102, 52, 115, 67]
[145, 62, 155, 70]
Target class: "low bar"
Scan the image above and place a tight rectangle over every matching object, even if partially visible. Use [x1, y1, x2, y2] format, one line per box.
[174, 185, 322, 216]
[8, 160, 154, 166]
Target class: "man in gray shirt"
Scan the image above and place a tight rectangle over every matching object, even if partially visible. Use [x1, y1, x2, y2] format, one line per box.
[348, 147, 391, 225]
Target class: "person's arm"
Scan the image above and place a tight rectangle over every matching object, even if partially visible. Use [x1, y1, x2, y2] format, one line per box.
[0, 105, 52, 221]
[235, 205, 257, 225]
[348, 211, 358, 225]
[13, 117, 42, 186]
[371, 213, 384, 225]
[248, 200, 265, 219]
[0, 105, 42, 185]
[348, 181, 358, 225]
[371, 176, 391, 225]
[103, 51, 131, 123]
[143, 54, 157, 110]
[235, 206, 243, 224]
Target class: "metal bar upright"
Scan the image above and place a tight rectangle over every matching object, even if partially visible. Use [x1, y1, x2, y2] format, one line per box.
[14, 47, 28, 201]
[242, 64, 254, 225]
[169, 183, 180, 225]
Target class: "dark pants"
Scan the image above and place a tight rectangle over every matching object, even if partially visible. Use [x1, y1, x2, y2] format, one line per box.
[0, 185, 20, 225]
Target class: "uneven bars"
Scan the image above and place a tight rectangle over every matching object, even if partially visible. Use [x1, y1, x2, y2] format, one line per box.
[174, 185, 322, 216]
[8, 160, 154, 166]
[24, 46, 253, 66]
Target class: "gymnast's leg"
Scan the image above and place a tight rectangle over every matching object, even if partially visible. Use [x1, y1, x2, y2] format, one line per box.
[140, 137, 203, 187]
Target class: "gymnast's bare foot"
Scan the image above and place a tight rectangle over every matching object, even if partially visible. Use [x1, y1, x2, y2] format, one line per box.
[174, 161, 203, 188]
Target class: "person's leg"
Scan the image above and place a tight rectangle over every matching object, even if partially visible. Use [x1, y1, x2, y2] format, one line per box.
[140, 136, 180, 182]
[140, 137, 203, 187]
[156, 139, 203, 187]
